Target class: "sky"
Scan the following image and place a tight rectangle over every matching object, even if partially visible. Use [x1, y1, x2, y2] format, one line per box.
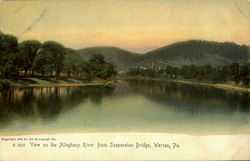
[0, 0, 249, 53]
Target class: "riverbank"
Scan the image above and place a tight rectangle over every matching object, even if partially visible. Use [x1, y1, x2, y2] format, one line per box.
[1, 76, 249, 92]
[173, 79, 250, 92]
[122, 77, 250, 92]
[0, 77, 114, 88]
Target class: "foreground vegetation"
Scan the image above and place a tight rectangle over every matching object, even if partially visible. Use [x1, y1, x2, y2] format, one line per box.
[0, 77, 115, 88]
[0, 31, 117, 87]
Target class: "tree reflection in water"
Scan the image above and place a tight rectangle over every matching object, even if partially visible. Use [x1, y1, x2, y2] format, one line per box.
[0, 86, 115, 127]
[0, 81, 249, 133]
[127, 80, 249, 115]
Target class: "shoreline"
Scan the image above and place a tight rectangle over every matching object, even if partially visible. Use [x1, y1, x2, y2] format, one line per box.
[17, 82, 113, 88]
[0, 77, 115, 88]
[173, 80, 250, 92]
[122, 77, 250, 92]
[1, 77, 249, 92]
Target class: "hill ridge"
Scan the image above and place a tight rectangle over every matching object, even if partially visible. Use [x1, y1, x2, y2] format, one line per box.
[76, 40, 250, 69]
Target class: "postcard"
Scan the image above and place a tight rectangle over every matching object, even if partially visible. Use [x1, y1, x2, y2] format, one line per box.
[0, 0, 249, 160]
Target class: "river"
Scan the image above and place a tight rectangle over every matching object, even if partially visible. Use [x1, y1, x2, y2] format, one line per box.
[0, 80, 249, 135]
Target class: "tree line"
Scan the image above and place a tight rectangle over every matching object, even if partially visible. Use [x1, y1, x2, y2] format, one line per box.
[0, 32, 117, 80]
[124, 63, 250, 87]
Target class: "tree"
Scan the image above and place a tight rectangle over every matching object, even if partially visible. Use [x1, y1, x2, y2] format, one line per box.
[229, 63, 240, 82]
[103, 62, 117, 79]
[181, 65, 198, 79]
[32, 49, 53, 76]
[44, 41, 65, 76]
[196, 65, 214, 81]
[0, 32, 19, 77]
[212, 66, 227, 82]
[239, 63, 250, 86]
[84, 54, 117, 80]
[88, 54, 105, 78]
[33, 41, 65, 76]
[63, 53, 85, 77]
[89, 54, 105, 65]
[19, 40, 42, 75]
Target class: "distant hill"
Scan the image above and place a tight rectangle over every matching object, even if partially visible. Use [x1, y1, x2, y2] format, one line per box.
[76, 46, 140, 69]
[138, 40, 250, 67]
[76, 40, 250, 70]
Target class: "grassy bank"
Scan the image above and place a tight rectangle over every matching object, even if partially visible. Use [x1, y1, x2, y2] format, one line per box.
[0, 77, 114, 88]
[122, 77, 250, 92]
[173, 79, 250, 92]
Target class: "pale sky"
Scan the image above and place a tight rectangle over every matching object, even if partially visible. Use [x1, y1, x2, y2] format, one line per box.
[0, 0, 249, 53]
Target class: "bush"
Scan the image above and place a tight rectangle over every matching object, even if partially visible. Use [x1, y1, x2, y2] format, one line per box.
[0, 79, 12, 87]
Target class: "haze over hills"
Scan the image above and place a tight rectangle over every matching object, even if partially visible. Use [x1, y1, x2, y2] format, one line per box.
[76, 46, 140, 69]
[76, 40, 250, 70]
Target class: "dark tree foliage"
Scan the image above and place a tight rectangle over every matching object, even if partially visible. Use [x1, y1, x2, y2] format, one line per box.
[0, 31, 117, 81]
[63, 53, 86, 77]
[19, 40, 42, 75]
[125, 63, 250, 87]
[41, 41, 65, 76]
[86, 54, 117, 80]
[0, 32, 19, 77]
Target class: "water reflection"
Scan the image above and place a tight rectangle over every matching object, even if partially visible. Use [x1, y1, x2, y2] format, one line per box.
[0, 81, 249, 134]
[127, 80, 250, 114]
[0, 86, 115, 127]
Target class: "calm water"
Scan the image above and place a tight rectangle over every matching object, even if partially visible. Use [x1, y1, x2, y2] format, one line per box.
[0, 80, 249, 134]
